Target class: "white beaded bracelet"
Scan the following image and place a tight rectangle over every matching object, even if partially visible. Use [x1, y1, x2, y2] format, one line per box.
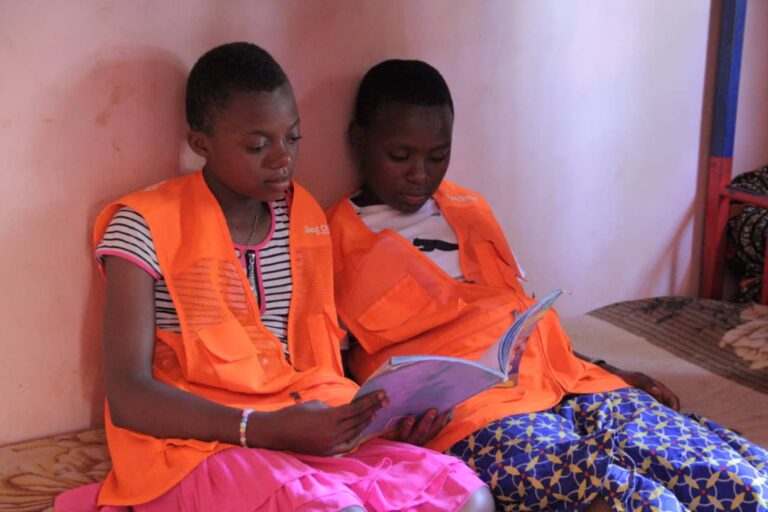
[239, 408, 254, 448]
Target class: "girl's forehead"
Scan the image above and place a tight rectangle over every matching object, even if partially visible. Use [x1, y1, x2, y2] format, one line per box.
[216, 86, 298, 131]
[368, 102, 453, 140]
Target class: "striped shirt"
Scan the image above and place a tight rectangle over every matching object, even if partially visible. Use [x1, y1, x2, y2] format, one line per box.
[95, 198, 293, 357]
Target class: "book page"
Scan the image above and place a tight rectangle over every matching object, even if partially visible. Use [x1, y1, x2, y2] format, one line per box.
[500, 289, 563, 375]
[354, 357, 503, 439]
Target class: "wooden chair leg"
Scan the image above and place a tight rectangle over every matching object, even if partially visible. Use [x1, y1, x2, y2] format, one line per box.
[700, 158, 732, 300]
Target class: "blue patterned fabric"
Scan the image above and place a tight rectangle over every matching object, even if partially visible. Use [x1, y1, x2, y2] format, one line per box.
[446, 389, 768, 511]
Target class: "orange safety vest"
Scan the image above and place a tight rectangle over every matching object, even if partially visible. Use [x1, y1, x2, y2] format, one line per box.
[93, 171, 358, 506]
[327, 180, 627, 453]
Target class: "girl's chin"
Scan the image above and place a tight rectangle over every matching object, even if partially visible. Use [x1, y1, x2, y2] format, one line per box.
[262, 177, 292, 194]
[243, 180, 291, 202]
[259, 178, 291, 201]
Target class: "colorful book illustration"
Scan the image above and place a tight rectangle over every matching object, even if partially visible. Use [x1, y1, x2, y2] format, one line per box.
[353, 289, 563, 440]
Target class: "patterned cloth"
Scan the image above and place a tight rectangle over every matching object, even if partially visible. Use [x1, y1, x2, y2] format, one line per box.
[447, 389, 768, 511]
[726, 165, 768, 302]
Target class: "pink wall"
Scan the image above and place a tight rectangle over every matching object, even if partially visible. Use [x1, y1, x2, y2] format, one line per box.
[0, 0, 714, 444]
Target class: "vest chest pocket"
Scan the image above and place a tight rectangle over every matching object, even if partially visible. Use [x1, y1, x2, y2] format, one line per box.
[192, 318, 268, 392]
[357, 274, 466, 343]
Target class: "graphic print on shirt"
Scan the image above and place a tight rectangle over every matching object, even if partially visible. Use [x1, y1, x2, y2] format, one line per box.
[413, 238, 460, 253]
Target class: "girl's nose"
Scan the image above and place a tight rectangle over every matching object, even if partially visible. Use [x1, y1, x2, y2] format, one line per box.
[269, 144, 292, 169]
[406, 159, 428, 183]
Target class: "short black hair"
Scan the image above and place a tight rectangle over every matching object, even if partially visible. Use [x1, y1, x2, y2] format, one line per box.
[186, 42, 289, 133]
[353, 59, 453, 127]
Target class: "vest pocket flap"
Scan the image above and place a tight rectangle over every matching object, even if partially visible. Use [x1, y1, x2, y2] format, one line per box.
[357, 274, 433, 332]
[196, 319, 257, 362]
[356, 274, 467, 343]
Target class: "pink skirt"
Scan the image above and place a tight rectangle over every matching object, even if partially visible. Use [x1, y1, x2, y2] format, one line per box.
[55, 439, 484, 511]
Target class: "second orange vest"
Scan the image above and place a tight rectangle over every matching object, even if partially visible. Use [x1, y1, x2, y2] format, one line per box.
[327, 180, 626, 453]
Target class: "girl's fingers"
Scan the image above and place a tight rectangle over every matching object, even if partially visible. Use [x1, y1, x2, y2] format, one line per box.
[399, 417, 416, 440]
[653, 381, 680, 411]
[348, 391, 387, 416]
[331, 392, 388, 441]
[407, 409, 438, 445]
[336, 393, 384, 424]
[351, 390, 387, 406]
[433, 410, 450, 431]
[330, 434, 364, 456]
[338, 415, 374, 441]
[420, 410, 449, 444]
[338, 408, 377, 437]
[669, 392, 681, 411]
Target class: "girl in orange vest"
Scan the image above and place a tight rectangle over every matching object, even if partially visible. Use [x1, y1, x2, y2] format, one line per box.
[328, 59, 768, 511]
[55, 44, 494, 512]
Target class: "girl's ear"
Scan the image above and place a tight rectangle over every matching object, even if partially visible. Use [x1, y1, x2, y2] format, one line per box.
[187, 130, 210, 159]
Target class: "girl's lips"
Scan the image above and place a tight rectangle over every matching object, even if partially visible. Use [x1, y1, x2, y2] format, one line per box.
[399, 192, 429, 205]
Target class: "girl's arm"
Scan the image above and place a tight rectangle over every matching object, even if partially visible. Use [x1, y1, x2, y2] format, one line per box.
[574, 351, 680, 410]
[102, 256, 385, 455]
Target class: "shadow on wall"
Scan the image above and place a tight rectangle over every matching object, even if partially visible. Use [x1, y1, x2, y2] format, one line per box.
[639, 201, 696, 299]
[233, 0, 414, 208]
[294, 71, 362, 207]
[23, 46, 189, 429]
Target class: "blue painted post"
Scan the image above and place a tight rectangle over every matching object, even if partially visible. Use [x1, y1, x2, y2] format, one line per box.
[699, 0, 747, 300]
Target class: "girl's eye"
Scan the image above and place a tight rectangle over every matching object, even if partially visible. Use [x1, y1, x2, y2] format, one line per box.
[245, 139, 268, 153]
[287, 134, 303, 144]
[429, 151, 450, 163]
[388, 154, 409, 162]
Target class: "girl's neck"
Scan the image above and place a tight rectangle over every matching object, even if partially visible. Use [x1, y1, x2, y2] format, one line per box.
[202, 167, 266, 226]
[353, 187, 384, 207]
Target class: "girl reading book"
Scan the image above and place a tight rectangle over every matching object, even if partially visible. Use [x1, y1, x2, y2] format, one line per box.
[327, 59, 768, 511]
[55, 43, 493, 512]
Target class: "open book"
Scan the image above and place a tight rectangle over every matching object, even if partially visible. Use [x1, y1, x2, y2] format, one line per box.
[353, 289, 563, 440]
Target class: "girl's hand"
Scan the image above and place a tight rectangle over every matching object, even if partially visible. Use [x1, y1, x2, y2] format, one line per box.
[576, 353, 680, 411]
[251, 391, 387, 455]
[393, 408, 452, 446]
[609, 367, 681, 411]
